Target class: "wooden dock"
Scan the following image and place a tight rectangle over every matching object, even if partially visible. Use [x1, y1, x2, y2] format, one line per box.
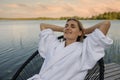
[104, 63, 120, 80]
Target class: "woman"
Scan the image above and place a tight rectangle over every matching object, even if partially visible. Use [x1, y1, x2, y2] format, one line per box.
[28, 18, 113, 80]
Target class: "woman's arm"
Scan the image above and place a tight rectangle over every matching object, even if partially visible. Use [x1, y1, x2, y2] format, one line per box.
[84, 21, 111, 35]
[40, 23, 64, 32]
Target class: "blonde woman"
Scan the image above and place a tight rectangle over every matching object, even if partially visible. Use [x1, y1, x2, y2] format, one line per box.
[28, 18, 113, 80]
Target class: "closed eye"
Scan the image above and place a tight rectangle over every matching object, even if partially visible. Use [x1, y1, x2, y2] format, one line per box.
[71, 24, 76, 28]
[65, 24, 68, 28]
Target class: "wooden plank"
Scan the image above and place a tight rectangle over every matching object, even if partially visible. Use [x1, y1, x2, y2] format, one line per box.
[104, 74, 120, 80]
[105, 67, 120, 74]
[105, 63, 117, 67]
[104, 63, 120, 80]
[105, 70, 120, 78]
[105, 63, 120, 70]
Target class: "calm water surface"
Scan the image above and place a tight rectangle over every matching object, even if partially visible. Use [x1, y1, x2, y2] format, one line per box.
[0, 20, 120, 80]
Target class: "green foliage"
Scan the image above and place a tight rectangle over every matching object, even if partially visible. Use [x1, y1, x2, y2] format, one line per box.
[58, 12, 120, 20]
[90, 12, 120, 20]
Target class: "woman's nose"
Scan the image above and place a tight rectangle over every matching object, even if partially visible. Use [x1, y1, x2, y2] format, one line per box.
[66, 26, 70, 30]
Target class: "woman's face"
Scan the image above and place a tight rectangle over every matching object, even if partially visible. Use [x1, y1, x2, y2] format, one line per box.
[64, 20, 82, 41]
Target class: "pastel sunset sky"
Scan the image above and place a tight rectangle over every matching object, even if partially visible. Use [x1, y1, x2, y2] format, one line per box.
[0, 0, 120, 18]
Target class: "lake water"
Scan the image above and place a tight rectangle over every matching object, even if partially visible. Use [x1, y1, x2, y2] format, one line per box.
[0, 20, 120, 80]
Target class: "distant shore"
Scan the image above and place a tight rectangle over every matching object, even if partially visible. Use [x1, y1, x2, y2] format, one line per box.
[0, 17, 120, 20]
[0, 17, 60, 20]
[0, 12, 120, 20]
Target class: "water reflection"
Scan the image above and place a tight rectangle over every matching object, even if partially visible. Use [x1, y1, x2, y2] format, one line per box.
[11, 25, 30, 48]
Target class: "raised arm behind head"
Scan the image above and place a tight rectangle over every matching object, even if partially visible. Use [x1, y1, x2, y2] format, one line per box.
[84, 21, 111, 35]
[40, 23, 64, 32]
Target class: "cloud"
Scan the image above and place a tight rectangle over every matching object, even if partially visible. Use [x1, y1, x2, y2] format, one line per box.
[5, 3, 29, 9]
[0, 0, 120, 18]
[0, 9, 3, 13]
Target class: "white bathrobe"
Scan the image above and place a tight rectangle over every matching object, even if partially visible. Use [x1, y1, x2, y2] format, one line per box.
[28, 29, 113, 80]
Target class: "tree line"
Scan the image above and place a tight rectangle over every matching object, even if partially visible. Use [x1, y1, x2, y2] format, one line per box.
[0, 12, 120, 20]
[59, 12, 120, 20]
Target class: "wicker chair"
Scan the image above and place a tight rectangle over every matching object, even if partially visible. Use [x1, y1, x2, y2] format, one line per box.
[11, 36, 104, 80]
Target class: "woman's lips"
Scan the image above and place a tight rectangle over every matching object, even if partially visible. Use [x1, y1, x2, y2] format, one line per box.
[65, 31, 72, 34]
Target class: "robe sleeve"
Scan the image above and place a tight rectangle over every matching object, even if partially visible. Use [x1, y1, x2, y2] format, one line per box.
[81, 28, 113, 70]
[38, 29, 59, 59]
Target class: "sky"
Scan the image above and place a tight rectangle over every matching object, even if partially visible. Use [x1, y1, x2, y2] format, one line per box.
[0, 0, 120, 18]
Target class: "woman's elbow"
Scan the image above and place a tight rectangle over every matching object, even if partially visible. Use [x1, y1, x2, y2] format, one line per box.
[40, 23, 46, 30]
[104, 20, 111, 32]
[105, 20, 111, 28]
[99, 20, 111, 35]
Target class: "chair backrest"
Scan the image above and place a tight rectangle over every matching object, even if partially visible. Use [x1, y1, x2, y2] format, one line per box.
[11, 36, 104, 80]
[11, 51, 44, 80]
[84, 58, 104, 80]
